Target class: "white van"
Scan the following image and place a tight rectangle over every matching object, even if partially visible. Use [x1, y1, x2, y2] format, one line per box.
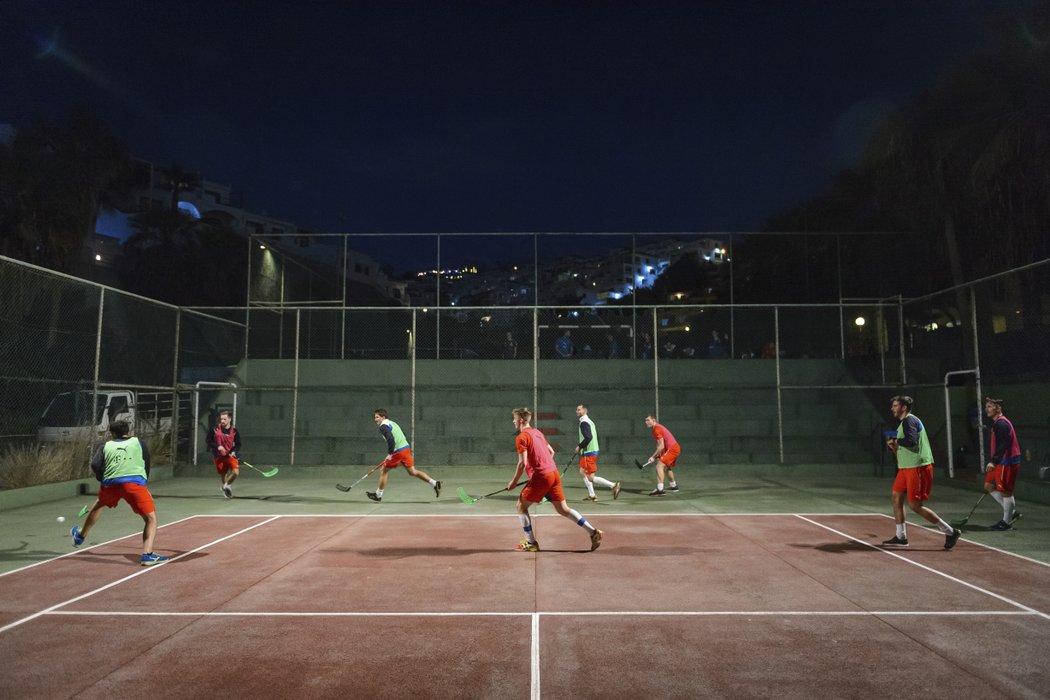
[37, 389, 185, 443]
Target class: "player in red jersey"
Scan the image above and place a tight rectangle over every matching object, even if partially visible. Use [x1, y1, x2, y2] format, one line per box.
[509, 407, 602, 552]
[645, 415, 681, 496]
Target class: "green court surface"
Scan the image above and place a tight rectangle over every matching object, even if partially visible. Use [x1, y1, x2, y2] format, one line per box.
[2, 463, 1048, 574]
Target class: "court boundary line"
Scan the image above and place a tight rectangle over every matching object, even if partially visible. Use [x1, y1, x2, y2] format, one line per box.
[795, 515, 1050, 621]
[0, 516, 280, 635]
[0, 514, 200, 580]
[42, 609, 1038, 618]
[3, 512, 1046, 582]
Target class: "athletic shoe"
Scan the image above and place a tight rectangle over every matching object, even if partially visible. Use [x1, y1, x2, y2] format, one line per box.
[140, 552, 169, 566]
[881, 535, 909, 547]
[612, 482, 621, 500]
[648, 488, 665, 497]
[589, 528, 603, 551]
[366, 491, 382, 502]
[71, 526, 84, 547]
[515, 540, 539, 552]
[944, 528, 962, 550]
[667, 485, 679, 492]
[222, 484, 232, 499]
[582, 495, 598, 502]
[434, 481, 442, 498]
[1009, 511, 1022, 525]
[990, 520, 1012, 531]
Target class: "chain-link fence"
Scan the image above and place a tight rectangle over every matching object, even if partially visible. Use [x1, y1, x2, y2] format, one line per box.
[3, 253, 1048, 487]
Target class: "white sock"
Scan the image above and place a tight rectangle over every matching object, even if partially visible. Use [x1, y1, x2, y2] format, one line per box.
[429, 478, 437, 486]
[669, 480, 677, 488]
[593, 476, 615, 489]
[896, 523, 906, 538]
[584, 479, 595, 497]
[518, 514, 536, 542]
[656, 483, 664, 491]
[990, 490, 1004, 507]
[935, 518, 953, 534]
[1003, 495, 1016, 520]
[376, 488, 384, 497]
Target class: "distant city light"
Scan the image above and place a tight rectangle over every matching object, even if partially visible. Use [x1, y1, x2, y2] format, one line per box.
[95, 254, 102, 262]
[855, 316, 865, 327]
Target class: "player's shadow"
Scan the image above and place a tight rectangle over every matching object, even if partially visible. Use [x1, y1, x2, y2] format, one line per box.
[349, 546, 611, 557]
[76, 550, 209, 565]
[799, 541, 882, 554]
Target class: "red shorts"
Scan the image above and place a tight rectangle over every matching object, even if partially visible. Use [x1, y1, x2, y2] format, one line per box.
[892, 464, 933, 503]
[521, 470, 565, 504]
[213, 455, 239, 474]
[97, 482, 155, 515]
[578, 454, 598, 474]
[984, 464, 1019, 493]
[383, 449, 414, 469]
[659, 443, 681, 468]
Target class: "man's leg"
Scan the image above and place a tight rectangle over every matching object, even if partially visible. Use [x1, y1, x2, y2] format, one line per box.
[141, 511, 158, 554]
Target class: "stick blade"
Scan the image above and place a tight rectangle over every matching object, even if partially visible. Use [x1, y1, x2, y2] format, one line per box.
[335, 483, 352, 492]
[455, 486, 477, 505]
[78, 504, 91, 517]
[262, 467, 279, 477]
[634, 458, 645, 470]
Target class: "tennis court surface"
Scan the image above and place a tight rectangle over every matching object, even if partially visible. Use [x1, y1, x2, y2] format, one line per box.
[2, 510, 1048, 699]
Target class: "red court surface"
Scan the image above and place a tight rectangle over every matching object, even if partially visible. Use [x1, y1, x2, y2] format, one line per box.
[1, 514, 1048, 699]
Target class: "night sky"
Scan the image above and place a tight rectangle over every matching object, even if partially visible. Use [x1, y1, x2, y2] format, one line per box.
[0, 0, 1022, 237]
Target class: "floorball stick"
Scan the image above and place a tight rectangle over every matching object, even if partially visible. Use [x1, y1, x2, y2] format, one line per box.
[561, 449, 580, 475]
[336, 461, 386, 492]
[950, 491, 988, 527]
[634, 457, 654, 470]
[78, 503, 92, 517]
[456, 481, 524, 505]
[241, 461, 279, 478]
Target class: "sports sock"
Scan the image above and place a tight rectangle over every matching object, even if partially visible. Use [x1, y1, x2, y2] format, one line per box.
[989, 490, 1004, 506]
[518, 514, 536, 542]
[593, 476, 615, 489]
[935, 518, 953, 534]
[656, 483, 664, 491]
[428, 478, 437, 486]
[669, 480, 677, 488]
[896, 523, 906, 538]
[376, 488, 384, 497]
[1002, 495, 1016, 520]
[568, 510, 595, 532]
[584, 479, 595, 497]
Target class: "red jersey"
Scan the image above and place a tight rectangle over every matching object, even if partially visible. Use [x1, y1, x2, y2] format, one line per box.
[516, 427, 557, 477]
[652, 423, 678, 449]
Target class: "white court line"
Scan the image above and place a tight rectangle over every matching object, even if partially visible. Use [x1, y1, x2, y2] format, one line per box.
[795, 515, 1050, 621]
[0, 515, 280, 635]
[0, 514, 199, 580]
[531, 613, 540, 700]
[43, 609, 1035, 618]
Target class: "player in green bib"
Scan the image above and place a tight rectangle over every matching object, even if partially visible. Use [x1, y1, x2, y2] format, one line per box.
[576, 404, 620, 501]
[366, 408, 441, 502]
[882, 396, 960, 550]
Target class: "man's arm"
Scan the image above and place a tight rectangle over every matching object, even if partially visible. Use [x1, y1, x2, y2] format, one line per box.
[896, 416, 921, 449]
[90, 444, 105, 482]
[991, 419, 1011, 465]
[379, 424, 396, 454]
[651, 437, 665, 461]
[139, 438, 152, 477]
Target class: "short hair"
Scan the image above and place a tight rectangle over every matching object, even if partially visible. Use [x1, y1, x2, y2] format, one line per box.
[219, 409, 232, 418]
[109, 420, 130, 438]
[374, 408, 388, 418]
[512, 407, 532, 423]
[891, 395, 914, 410]
[577, 403, 588, 411]
[645, 414, 657, 421]
[984, 396, 1004, 408]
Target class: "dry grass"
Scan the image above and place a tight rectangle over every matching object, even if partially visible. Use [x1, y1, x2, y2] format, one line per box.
[0, 428, 173, 490]
[0, 441, 93, 490]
